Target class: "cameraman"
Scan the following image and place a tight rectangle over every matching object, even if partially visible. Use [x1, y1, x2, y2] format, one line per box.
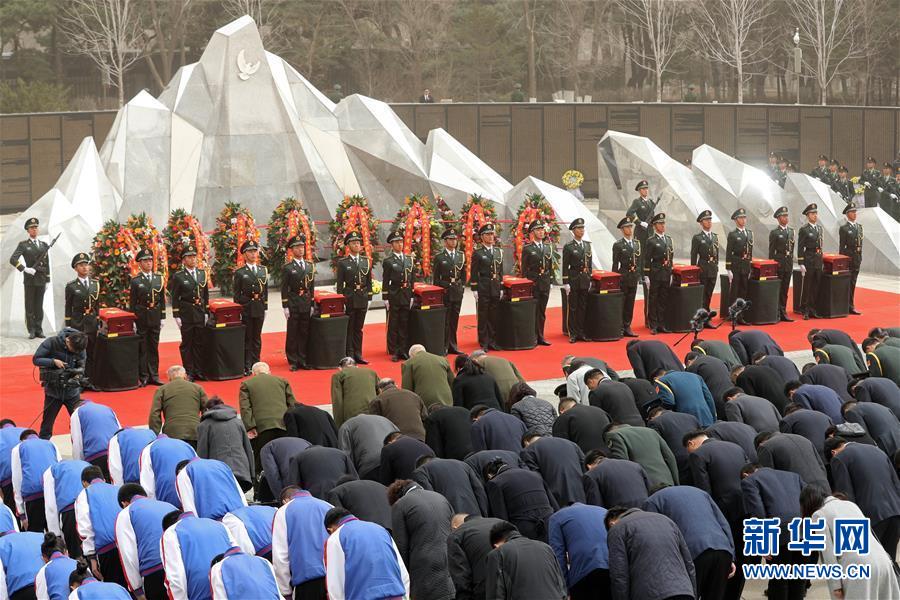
[32, 327, 88, 439]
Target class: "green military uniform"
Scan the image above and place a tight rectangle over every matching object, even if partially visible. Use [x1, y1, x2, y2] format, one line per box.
[432, 230, 465, 354]
[169, 253, 210, 379]
[797, 204, 824, 319]
[561, 219, 592, 342]
[148, 377, 208, 442]
[330, 365, 379, 427]
[604, 424, 679, 487]
[401, 350, 454, 408]
[521, 221, 554, 345]
[611, 216, 642, 336]
[129, 249, 165, 385]
[8, 217, 50, 337]
[239, 372, 297, 473]
[382, 232, 415, 360]
[809, 159, 829, 182]
[625, 180, 656, 246]
[768, 207, 795, 321]
[232, 241, 268, 373]
[859, 159, 880, 207]
[867, 345, 900, 385]
[336, 232, 373, 362]
[833, 174, 853, 203]
[470, 224, 503, 351]
[281, 235, 315, 370]
[838, 204, 863, 314]
[643, 214, 674, 334]
[65, 253, 100, 377]
[691, 339, 742, 370]
[690, 210, 718, 311]
[814, 344, 860, 375]
[725, 210, 753, 312]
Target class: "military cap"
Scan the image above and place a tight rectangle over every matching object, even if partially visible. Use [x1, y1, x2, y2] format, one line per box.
[778, 156, 788, 163]
[136, 248, 153, 261]
[528, 220, 545, 234]
[617, 216, 635, 229]
[286, 234, 306, 248]
[865, 156, 877, 163]
[441, 228, 458, 240]
[386, 231, 403, 244]
[696, 210, 712, 223]
[773, 206, 789, 219]
[838, 166, 848, 173]
[478, 223, 495, 236]
[830, 159, 840, 166]
[240, 240, 260, 253]
[731, 208, 747, 220]
[651, 213, 666, 225]
[768, 151, 777, 158]
[635, 180, 649, 191]
[71, 253, 90, 268]
[817, 154, 828, 161]
[842, 202, 858, 215]
[24, 217, 39, 230]
[802, 203, 818, 216]
[883, 163, 894, 171]
[181, 247, 197, 258]
[344, 231, 363, 245]
[568, 218, 585, 231]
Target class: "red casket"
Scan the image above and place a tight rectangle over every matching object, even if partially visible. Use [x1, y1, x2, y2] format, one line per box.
[751, 259, 779, 280]
[413, 283, 444, 308]
[314, 290, 346, 317]
[672, 264, 701, 286]
[823, 253, 850, 275]
[208, 299, 242, 327]
[98, 308, 136, 336]
[503, 276, 534, 301]
[591, 270, 622, 293]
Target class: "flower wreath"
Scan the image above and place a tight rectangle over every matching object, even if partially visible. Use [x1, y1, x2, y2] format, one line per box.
[163, 209, 211, 282]
[266, 197, 318, 285]
[459, 194, 501, 282]
[562, 169, 584, 190]
[390, 195, 442, 280]
[210, 202, 260, 295]
[91, 213, 168, 307]
[329, 195, 381, 273]
[513, 193, 561, 275]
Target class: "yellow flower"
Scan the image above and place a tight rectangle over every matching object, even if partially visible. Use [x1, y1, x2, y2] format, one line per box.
[562, 169, 584, 190]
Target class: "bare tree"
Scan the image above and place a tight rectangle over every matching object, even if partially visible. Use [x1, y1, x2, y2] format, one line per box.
[140, 0, 193, 92]
[788, 0, 863, 105]
[222, 0, 286, 49]
[692, 0, 771, 103]
[388, 0, 456, 96]
[616, 0, 688, 102]
[60, 0, 144, 107]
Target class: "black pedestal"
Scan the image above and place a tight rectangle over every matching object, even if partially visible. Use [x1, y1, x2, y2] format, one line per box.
[203, 325, 245, 380]
[747, 279, 780, 325]
[408, 307, 447, 356]
[666, 284, 703, 333]
[585, 291, 623, 341]
[561, 289, 569, 336]
[308, 315, 349, 369]
[719, 274, 731, 317]
[496, 298, 537, 350]
[818, 273, 850, 318]
[792, 270, 804, 314]
[92, 334, 140, 391]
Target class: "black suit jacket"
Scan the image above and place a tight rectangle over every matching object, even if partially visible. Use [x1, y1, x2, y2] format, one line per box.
[689, 439, 748, 522]
[741, 467, 804, 522]
[412, 458, 489, 516]
[289, 446, 357, 499]
[757, 433, 830, 493]
[626, 340, 684, 380]
[686, 355, 732, 417]
[780, 409, 833, 458]
[284, 404, 338, 447]
[8, 238, 50, 285]
[800, 363, 852, 403]
[855, 378, 900, 420]
[705, 420, 758, 462]
[729, 330, 783, 365]
[843, 402, 900, 457]
[425, 406, 473, 460]
[520, 437, 585, 507]
[583, 458, 651, 509]
[589, 381, 643, 427]
[759, 355, 801, 384]
[552, 405, 611, 454]
[830, 442, 900, 523]
[380, 436, 435, 485]
[736, 365, 788, 413]
[326, 480, 392, 531]
[649, 411, 701, 485]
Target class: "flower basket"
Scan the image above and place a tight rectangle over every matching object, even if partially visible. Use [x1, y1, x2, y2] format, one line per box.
[390, 194, 442, 281]
[329, 195, 381, 273]
[210, 202, 260, 295]
[459, 194, 501, 282]
[163, 209, 211, 284]
[90, 219, 131, 308]
[266, 197, 318, 285]
[513, 193, 561, 276]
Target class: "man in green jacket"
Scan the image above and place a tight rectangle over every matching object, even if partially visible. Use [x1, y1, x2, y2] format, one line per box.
[603, 423, 679, 487]
[239, 361, 296, 473]
[471, 350, 525, 405]
[331, 357, 378, 427]
[401, 344, 453, 408]
[812, 339, 863, 375]
[864, 338, 900, 385]
[148, 364, 207, 446]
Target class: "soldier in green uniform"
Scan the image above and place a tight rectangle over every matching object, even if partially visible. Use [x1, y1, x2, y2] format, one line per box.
[810, 154, 829, 182]
[825, 159, 840, 187]
[470, 223, 503, 351]
[768, 206, 795, 322]
[8, 217, 50, 338]
[169, 247, 209, 380]
[281, 234, 315, 371]
[838, 203, 863, 316]
[833, 166, 853, 203]
[643, 213, 674, 335]
[336, 232, 373, 364]
[382, 231, 414, 362]
[890, 171, 900, 222]
[129, 248, 164, 386]
[725, 208, 753, 321]
[690, 210, 718, 315]
[611, 216, 641, 338]
[766, 152, 779, 181]
[625, 179, 656, 247]
[797, 204, 824, 320]
[776, 157, 789, 188]
[860, 156, 880, 207]
[522, 221, 553, 346]
[233, 240, 268, 376]
[432, 228, 465, 354]
[65, 252, 100, 380]
[878, 163, 897, 216]
[561, 218, 591, 344]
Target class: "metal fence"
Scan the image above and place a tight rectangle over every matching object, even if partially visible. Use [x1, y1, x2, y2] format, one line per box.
[2, 103, 898, 213]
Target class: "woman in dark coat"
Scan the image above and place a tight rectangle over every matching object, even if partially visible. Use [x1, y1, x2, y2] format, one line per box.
[196, 396, 254, 490]
[452, 355, 503, 411]
[507, 382, 557, 435]
[388, 479, 455, 600]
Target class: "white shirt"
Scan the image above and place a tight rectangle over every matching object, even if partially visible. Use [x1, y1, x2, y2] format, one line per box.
[78, 277, 90, 287]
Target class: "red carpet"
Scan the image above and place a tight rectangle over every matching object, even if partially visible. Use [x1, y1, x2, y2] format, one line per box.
[2, 287, 896, 435]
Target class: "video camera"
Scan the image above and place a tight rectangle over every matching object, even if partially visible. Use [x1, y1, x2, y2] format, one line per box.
[40, 366, 88, 393]
[728, 298, 752, 319]
[689, 308, 717, 332]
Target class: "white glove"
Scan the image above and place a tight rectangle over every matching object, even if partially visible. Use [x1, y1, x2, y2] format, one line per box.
[383, 300, 390, 311]
[562, 284, 570, 293]
[640, 221, 648, 229]
[727, 270, 733, 282]
[310, 305, 315, 315]
[175, 317, 182, 328]
[800, 265, 807, 275]
[283, 308, 290, 319]
[864, 182, 871, 188]
[877, 187, 884, 193]
[891, 194, 898, 200]
[204, 314, 209, 325]
[409, 298, 415, 309]
[669, 275, 673, 286]
[643, 276, 650, 287]
[23, 267, 36, 275]
[473, 291, 478, 301]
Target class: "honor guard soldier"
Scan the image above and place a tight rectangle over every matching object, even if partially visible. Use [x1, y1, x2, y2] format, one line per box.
[860, 156, 880, 207]
[797, 204, 824, 320]
[626, 180, 656, 246]
[839, 203, 863, 316]
[810, 154, 829, 181]
[690, 210, 719, 314]
[768, 207, 795, 322]
[169, 247, 209, 380]
[644, 213, 674, 335]
[432, 228, 465, 354]
[766, 152, 779, 181]
[725, 208, 753, 318]
[8, 217, 50, 338]
[382, 231, 415, 361]
[826, 159, 840, 186]
[611, 216, 641, 338]
[233, 240, 268, 376]
[561, 218, 591, 344]
[281, 235, 315, 371]
[891, 171, 900, 221]
[129, 249, 164, 386]
[65, 253, 100, 378]
[834, 166, 853, 203]
[879, 163, 897, 215]
[776, 157, 789, 188]
[336, 232, 373, 364]
[470, 223, 503, 351]
[522, 221, 553, 346]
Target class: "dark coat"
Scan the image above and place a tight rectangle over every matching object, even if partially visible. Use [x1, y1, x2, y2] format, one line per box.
[643, 486, 734, 560]
[620, 377, 659, 414]
[844, 402, 900, 457]
[780, 409, 834, 458]
[284, 404, 338, 448]
[425, 406, 473, 460]
[729, 330, 783, 365]
[391, 485, 455, 600]
[813, 329, 866, 372]
[648, 410, 700, 485]
[452, 372, 503, 411]
[552, 405, 611, 454]
[325, 479, 392, 531]
[855, 377, 900, 420]
[368, 387, 428, 441]
[801, 364, 853, 403]
[380, 436, 435, 485]
[705, 420, 759, 462]
[689, 439, 748, 523]
[196, 405, 254, 489]
[520, 437, 586, 506]
[626, 340, 683, 380]
[725, 394, 782, 433]
[571, 357, 620, 381]
[338, 414, 398, 479]
[471, 409, 527, 454]
[485, 466, 558, 541]
[464, 450, 523, 478]
[758, 355, 801, 384]
[655, 371, 716, 427]
[741, 467, 804, 522]
[589, 381, 643, 426]
[757, 433, 830, 493]
[736, 365, 788, 413]
[830, 442, 900, 524]
[260, 437, 311, 496]
[289, 445, 357, 499]
[485, 531, 567, 600]
[686, 355, 733, 417]
[412, 458, 488, 516]
[510, 397, 556, 435]
[607, 509, 696, 600]
[793, 384, 844, 424]
[583, 459, 651, 509]
[447, 515, 505, 600]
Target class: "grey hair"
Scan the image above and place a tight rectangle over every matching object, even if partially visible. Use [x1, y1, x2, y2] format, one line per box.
[339, 357, 356, 368]
[408, 344, 426, 356]
[252, 362, 270, 375]
[167, 365, 187, 379]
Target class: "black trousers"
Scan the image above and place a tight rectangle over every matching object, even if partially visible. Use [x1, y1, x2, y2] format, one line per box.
[476, 293, 500, 349]
[767, 546, 809, 600]
[648, 280, 670, 330]
[533, 288, 550, 341]
[60, 508, 83, 558]
[98, 548, 128, 587]
[875, 515, 900, 564]
[24, 284, 46, 335]
[777, 269, 792, 317]
[39, 392, 79, 439]
[1, 483, 15, 516]
[570, 568, 611, 600]
[387, 302, 410, 358]
[444, 298, 462, 352]
[731, 272, 750, 304]
[848, 268, 859, 310]
[10, 585, 36, 600]
[251, 428, 286, 492]
[693, 548, 732, 600]
[84, 328, 98, 381]
[345, 307, 367, 359]
[25, 498, 46, 532]
[89, 455, 110, 482]
[243, 314, 265, 370]
[700, 276, 716, 310]
[567, 287, 588, 339]
[178, 321, 204, 377]
[800, 267, 822, 316]
[622, 284, 637, 328]
[294, 577, 327, 600]
[137, 321, 161, 382]
[285, 310, 311, 368]
[143, 570, 167, 600]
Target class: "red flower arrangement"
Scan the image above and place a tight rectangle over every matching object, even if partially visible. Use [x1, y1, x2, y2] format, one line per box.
[266, 197, 318, 285]
[329, 195, 381, 273]
[390, 194, 442, 281]
[163, 209, 211, 280]
[211, 202, 260, 295]
[512, 193, 560, 275]
[459, 194, 501, 281]
[91, 213, 167, 307]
